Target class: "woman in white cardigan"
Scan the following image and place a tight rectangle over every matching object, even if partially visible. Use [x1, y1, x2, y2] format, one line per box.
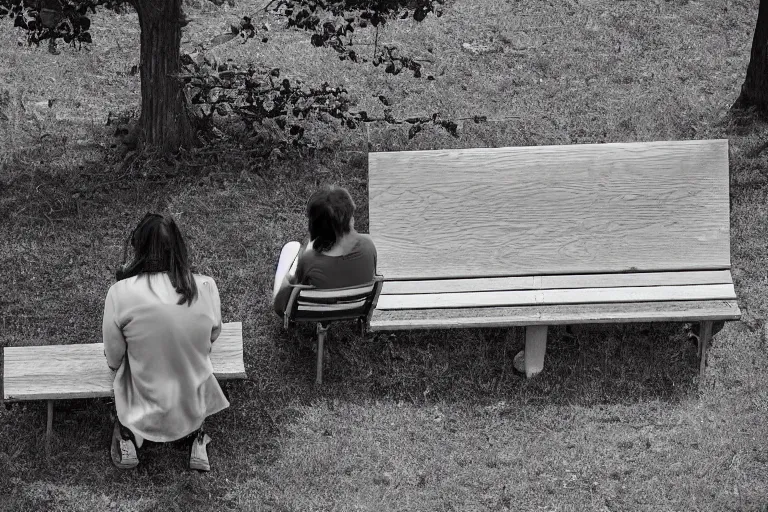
[103, 213, 229, 471]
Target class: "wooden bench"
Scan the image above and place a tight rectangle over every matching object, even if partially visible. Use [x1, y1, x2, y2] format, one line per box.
[367, 140, 741, 377]
[284, 278, 384, 385]
[3, 321, 246, 441]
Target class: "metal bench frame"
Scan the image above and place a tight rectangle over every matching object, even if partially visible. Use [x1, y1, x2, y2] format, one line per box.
[283, 276, 384, 385]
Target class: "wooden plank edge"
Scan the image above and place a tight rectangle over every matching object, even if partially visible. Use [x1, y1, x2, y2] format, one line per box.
[215, 371, 248, 380]
[382, 270, 735, 295]
[374, 265, 734, 282]
[369, 307, 742, 331]
[376, 285, 738, 311]
[4, 390, 115, 401]
[368, 139, 728, 160]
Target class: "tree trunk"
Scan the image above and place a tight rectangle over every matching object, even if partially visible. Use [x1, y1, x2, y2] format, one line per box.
[132, 0, 193, 152]
[733, 0, 768, 113]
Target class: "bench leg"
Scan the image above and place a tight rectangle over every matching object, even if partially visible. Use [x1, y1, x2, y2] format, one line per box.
[698, 320, 713, 376]
[316, 323, 329, 386]
[525, 326, 548, 378]
[46, 400, 54, 453]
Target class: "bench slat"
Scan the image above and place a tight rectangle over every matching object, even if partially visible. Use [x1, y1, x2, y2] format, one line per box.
[298, 299, 368, 311]
[370, 300, 741, 330]
[369, 140, 731, 280]
[300, 284, 376, 299]
[382, 270, 733, 295]
[3, 322, 246, 401]
[376, 284, 737, 310]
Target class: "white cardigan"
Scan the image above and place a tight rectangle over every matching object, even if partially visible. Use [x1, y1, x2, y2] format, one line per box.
[102, 273, 229, 446]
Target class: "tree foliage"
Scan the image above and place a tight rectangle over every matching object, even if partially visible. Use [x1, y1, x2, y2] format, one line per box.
[181, 50, 475, 148]
[0, 0, 122, 46]
[272, 0, 443, 78]
[1, 0, 470, 152]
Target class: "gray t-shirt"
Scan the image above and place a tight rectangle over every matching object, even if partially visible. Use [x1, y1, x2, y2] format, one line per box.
[296, 232, 377, 288]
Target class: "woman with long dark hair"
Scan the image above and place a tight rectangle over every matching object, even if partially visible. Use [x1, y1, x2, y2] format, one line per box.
[272, 185, 377, 314]
[103, 213, 229, 471]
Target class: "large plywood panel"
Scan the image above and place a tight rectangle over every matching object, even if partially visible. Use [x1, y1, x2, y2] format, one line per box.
[370, 300, 741, 330]
[375, 284, 737, 310]
[4, 322, 246, 401]
[369, 140, 731, 280]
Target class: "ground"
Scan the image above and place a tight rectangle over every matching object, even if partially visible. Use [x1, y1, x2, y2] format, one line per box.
[1, 0, 767, 510]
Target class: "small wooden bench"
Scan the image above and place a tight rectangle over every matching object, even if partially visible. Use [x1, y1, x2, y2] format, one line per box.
[367, 140, 741, 377]
[3, 321, 246, 441]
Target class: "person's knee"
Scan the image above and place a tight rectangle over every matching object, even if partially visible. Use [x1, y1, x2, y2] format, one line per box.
[281, 240, 301, 257]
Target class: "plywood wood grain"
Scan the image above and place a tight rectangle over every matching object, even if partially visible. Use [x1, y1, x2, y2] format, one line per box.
[5, 344, 116, 401]
[382, 270, 733, 295]
[4, 322, 246, 401]
[370, 300, 741, 330]
[209, 322, 246, 379]
[369, 140, 731, 280]
[375, 284, 737, 310]
[538, 270, 733, 290]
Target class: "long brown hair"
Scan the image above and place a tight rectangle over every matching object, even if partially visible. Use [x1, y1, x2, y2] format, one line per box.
[116, 213, 198, 305]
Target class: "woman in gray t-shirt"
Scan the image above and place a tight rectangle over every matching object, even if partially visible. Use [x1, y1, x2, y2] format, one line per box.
[272, 185, 377, 315]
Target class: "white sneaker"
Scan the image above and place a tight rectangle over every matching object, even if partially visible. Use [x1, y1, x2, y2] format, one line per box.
[110, 421, 138, 469]
[189, 431, 212, 472]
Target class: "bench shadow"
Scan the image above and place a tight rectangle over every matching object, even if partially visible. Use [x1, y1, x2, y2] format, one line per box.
[0, 320, 706, 495]
[278, 321, 701, 406]
[0, 321, 701, 484]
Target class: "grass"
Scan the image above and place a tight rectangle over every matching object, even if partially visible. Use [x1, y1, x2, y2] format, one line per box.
[1, 0, 768, 510]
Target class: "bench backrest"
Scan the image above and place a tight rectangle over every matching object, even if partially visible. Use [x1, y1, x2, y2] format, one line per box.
[368, 140, 731, 280]
[284, 277, 384, 328]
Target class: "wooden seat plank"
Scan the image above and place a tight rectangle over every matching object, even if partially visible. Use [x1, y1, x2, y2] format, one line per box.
[382, 270, 733, 295]
[3, 321, 245, 401]
[375, 284, 737, 310]
[369, 140, 731, 280]
[209, 321, 246, 379]
[370, 300, 742, 330]
[539, 270, 733, 290]
[4, 344, 115, 401]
